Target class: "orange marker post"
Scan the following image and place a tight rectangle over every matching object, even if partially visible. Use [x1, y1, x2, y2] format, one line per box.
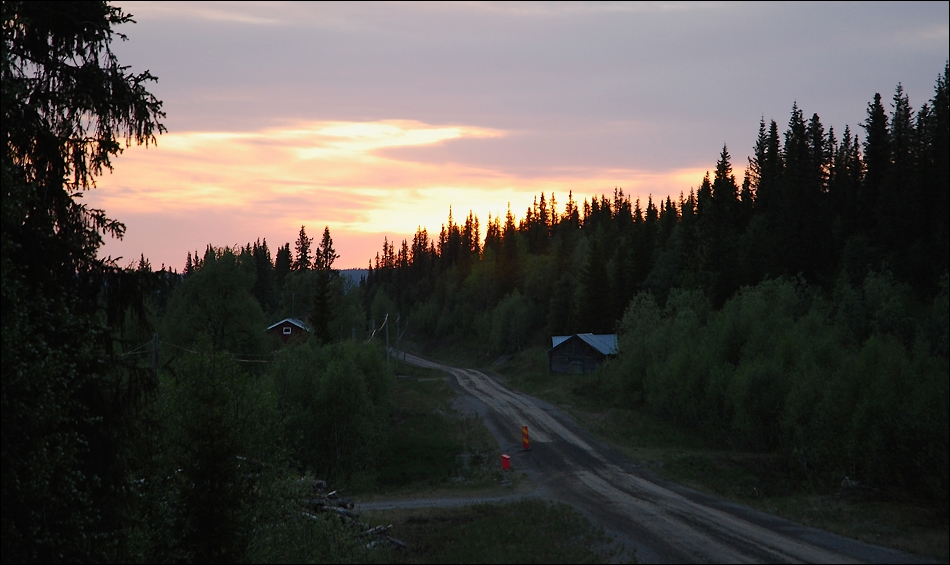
[522, 425, 531, 451]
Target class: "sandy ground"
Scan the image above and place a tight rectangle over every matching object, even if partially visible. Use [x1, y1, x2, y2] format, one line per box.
[357, 352, 934, 564]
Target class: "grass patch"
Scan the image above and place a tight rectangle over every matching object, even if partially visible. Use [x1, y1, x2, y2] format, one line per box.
[365, 499, 623, 564]
[381, 412, 464, 486]
[763, 495, 949, 560]
[490, 346, 950, 561]
[365, 363, 501, 497]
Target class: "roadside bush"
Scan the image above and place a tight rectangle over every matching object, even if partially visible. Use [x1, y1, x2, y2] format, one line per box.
[489, 290, 534, 353]
[270, 341, 392, 485]
[136, 330, 392, 563]
[149, 348, 280, 562]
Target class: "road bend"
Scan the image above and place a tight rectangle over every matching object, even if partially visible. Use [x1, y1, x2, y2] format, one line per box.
[397, 351, 930, 564]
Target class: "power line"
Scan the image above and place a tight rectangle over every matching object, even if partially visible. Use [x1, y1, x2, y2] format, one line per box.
[120, 339, 153, 357]
[158, 339, 274, 362]
[366, 313, 388, 343]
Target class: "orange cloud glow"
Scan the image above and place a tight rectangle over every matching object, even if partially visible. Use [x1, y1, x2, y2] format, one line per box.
[90, 119, 708, 269]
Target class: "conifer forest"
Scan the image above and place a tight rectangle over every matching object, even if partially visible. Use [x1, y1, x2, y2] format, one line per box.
[363, 67, 949, 510]
[2, 2, 947, 562]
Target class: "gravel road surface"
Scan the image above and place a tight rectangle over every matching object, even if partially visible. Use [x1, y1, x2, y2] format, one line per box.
[360, 352, 932, 564]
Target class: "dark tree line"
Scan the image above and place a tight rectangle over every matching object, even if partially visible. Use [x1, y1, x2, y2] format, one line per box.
[180, 224, 343, 344]
[365, 65, 949, 351]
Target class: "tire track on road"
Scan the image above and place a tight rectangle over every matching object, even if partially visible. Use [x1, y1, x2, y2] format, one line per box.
[395, 351, 929, 564]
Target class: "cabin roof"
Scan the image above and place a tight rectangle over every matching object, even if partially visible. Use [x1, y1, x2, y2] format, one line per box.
[550, 333, 617, 355]
[266, 317, 311, 332]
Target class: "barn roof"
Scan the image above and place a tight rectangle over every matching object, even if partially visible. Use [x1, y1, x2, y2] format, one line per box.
[550, 333, 617, 355]
[266, 317, 311, 332]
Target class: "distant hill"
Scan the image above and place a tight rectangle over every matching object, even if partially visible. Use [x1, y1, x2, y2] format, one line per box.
[339, 268, 367, 287]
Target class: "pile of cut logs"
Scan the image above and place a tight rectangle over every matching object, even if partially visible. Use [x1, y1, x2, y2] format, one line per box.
[297, 478, 407, 550]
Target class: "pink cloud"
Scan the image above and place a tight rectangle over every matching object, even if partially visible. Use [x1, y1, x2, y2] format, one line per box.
[90, 119, 709, 269]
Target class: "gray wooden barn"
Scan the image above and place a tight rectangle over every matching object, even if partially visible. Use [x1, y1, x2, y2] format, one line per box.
[548, 333, 618, 373]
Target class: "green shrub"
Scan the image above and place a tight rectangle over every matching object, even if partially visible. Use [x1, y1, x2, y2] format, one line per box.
[606, 273, 948, 500]
[152, 349, 280, 562]
[270, 341, 392, 484]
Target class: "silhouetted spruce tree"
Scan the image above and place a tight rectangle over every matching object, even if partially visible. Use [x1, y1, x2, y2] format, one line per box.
[309, 227, 339, 343]
[769, 103, 826, 280]
[395, 238, 410, 309]
[627, 196, 658, 301]
[828, 125, 864, 239]
[460, 210, 480, 275]
[313, 226, 339, 272]
[705, 146, 741, 304]
[883, 84, 916, 261]
[561, 191, 581, 233]
[691, 172, 714, 284]
[523, 195, 548, 254]
[627, 198, 649, 289]
[735, 170, 757, 287]
[750, 120, 783, 281]
[251, 238, 276, 312]
[747, 119, 767, 193]
[711, 145, 739, 225]
[2, 3, 165, 560]
[498, 204, 520, 295]
[644, 197, 659, 252]
[293, 225, 313, 272]
[483, 214, 502, 256]
[680, 189, 697, 235]
[863, 92, 890, 247]
[918, 63, 950, 284]
[274, 243, 292, 292]
[551, 191, 581, 266]
[410, 226, 436, 286]
[804, 112, 833, 280]
[739, 170, 754, 231]
[192, 249, 205, 272]
[756, 120, 783, 217]
[659, 196, 679, 246]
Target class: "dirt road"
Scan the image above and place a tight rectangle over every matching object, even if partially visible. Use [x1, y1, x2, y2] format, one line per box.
[383, 352, 929, 564]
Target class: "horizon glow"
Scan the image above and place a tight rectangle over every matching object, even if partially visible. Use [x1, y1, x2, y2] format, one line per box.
[90, 119, 708, 270]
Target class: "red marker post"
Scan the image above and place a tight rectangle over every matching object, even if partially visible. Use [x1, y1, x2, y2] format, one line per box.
[501, 454, 511, 470]
[522, 425, 531, 451]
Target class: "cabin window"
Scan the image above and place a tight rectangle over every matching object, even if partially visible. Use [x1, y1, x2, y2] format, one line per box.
[283, 327, 292, 335]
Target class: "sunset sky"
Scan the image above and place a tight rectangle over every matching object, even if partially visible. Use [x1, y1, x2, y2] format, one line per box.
[92, 1, 949, 270]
